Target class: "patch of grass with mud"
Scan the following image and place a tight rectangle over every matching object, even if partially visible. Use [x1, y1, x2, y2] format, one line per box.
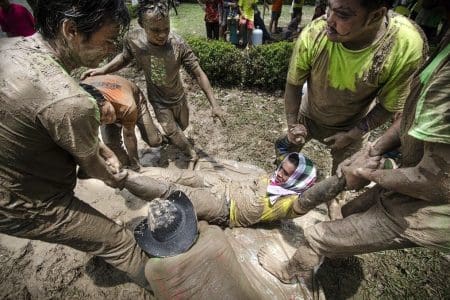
[316, 248, 450, 299]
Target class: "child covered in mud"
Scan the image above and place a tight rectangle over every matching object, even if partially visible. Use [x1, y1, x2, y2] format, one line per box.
[81, 75, 164, 171]
[81, 0, 225, 163]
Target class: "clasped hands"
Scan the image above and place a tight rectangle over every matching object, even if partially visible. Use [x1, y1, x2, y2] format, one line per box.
[337, 144, 382, 190]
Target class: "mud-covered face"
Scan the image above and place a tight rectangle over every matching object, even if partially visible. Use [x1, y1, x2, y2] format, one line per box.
[99, 101, 117, 124]
[275, 160, 297, 184]
[326, 0, 381, 44]
[141, 14, 170, 46]
[71, 21, 120, 68]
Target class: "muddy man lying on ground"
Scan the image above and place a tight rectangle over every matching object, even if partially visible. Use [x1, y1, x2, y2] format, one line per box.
[123, 150, 381, 228]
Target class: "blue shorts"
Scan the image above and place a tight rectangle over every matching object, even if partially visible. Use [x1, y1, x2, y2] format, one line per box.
[271, 11, 281, 20]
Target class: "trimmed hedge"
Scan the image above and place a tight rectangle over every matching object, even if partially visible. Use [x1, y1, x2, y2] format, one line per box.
[186, 36, 294, 91]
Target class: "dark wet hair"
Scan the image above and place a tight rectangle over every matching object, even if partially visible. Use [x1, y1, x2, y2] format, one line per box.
[80, 83, 105, 108]
[359, 0, 394, 11]
[287, 153, 300, 168]
[35, 0, 130, 40]
[137, 0, 169, 26]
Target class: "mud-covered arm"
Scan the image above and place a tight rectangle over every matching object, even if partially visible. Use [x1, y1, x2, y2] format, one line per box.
[38, 97, 126, 188]
[293, 176, 346, 214]
[369, 116, 402, 156]
[356, 142, 450, 203]
[123, 124, 140, 170]
[284, 82, 303, 126]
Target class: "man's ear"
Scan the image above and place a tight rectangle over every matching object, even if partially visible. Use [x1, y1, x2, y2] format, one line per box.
[366, 6, 387, 26]
[61, 19, 79, 41]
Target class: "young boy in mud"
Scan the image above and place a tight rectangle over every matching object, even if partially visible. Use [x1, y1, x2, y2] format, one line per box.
[0, 0, 152, 290]
[81, 74, 163, 171]
[258, 31, 450, 296]
[279, 0, 426, 219]
[81, 1, 225, 162]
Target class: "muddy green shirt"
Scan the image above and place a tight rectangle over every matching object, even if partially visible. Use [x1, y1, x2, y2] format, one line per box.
[0, 35, 99, 206]
[122, 30, 200, 108]
[382, 43, 450, 253]
[287, 14, 425, 130]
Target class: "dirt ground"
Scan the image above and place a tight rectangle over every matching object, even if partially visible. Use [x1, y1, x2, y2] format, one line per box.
[0, 65, 449, 299]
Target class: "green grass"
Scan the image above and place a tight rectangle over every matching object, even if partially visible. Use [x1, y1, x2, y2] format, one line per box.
[169, 3, 314, 38]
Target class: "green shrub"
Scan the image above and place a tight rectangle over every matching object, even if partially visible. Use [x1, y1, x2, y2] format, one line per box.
[186, 36, 294, 91]
[126, 3, 138, 19]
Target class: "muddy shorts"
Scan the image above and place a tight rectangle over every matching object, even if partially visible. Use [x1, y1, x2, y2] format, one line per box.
[154, 98, 189, 134]
[0, 188, 150, 289]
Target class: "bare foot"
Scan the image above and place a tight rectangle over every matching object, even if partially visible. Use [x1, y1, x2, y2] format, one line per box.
[257, 246, 297, 283]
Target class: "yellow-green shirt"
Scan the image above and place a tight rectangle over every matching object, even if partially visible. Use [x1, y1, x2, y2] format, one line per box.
[238, 0, 257, 21]
[288, 14, 425, 130]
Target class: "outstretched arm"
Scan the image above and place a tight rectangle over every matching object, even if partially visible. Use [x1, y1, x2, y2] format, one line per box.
[80, 53, 131, 80]
[293, 175, 346, 214]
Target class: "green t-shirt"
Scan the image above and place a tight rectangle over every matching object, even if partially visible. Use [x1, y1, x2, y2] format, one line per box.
[287, 14, 425, 129]
[238, 0, 256, 21]
[408, 44, 450, 144]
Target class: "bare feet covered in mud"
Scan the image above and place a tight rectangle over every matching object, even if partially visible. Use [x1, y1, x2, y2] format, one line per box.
[257, 246, 298, 283]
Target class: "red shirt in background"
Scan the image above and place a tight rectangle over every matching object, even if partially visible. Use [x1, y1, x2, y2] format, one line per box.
[0, 3, 35, 37]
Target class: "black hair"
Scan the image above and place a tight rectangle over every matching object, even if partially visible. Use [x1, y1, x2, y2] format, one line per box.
[137, 0, 169, 26]
[80, 83, 105, 108]
[35, 0, 130, 40]
[359, 0, 394, 11]
[287, 153, 300, 168]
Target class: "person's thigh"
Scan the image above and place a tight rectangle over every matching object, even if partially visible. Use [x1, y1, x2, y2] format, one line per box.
[155, 106, 179, 136]
[172, 99, 190, 131]
[305, 201, 417, 258]
[137, 112, 162, 147]
[0, 191, 149, 287]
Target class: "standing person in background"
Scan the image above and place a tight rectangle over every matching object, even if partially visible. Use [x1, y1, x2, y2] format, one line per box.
[0, 0, 35, 37]
[269, 0, 283, 34]
[311, 0, 326, 20]
[290, 0, 304, 23]
[219, 0, 238, 39]
[238, 0, 257, 47]
[198, 0, 221, 40]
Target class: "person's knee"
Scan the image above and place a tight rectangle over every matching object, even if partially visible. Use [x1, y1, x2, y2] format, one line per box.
[160, 120, 179, 137]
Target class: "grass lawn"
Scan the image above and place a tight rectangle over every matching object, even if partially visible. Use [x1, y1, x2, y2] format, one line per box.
[170, 3, 315, 38]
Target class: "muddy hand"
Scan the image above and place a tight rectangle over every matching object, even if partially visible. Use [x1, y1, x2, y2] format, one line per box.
[80, 67, 106, 80]
[99, 142, 121, 173]
[211, 106, 226, 125]
[341, 147, 381, 190]
[287, 124, 307, 145]
[106, 169, 128, 189]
